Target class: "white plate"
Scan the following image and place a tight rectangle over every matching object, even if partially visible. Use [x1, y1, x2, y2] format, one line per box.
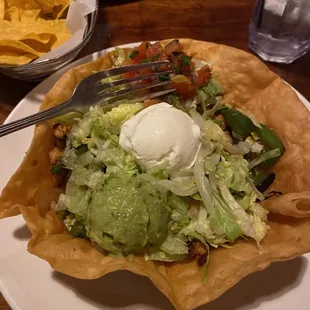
[1, 44, 310, 310]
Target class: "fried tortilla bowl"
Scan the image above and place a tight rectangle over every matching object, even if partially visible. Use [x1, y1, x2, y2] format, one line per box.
[1, 39, 310, 310]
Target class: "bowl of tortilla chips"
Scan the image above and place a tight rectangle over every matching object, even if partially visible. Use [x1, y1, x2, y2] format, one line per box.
[0, 0, 98, 81]
[1, 38, 310, 310]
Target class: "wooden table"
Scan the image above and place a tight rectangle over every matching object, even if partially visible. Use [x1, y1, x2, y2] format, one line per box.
[1, 0, 310, 309]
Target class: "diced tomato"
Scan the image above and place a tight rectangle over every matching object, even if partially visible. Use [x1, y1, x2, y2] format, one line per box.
[179, 54, 194, 74]
[169, 53, 193, 75]
[165, 39, 183, 55]
[123, 42, 150, 78]
[123, 62, 153, 79]
[136, 78, 152, 86]
[170, 55, 181, 72]
[170, 80, 198, 99]
[158, 53, 168, 61]
[123, 71, 135, 79]
[123, 72, 134, 78]
[132, 42, 149, 64]
[180, 62, 192, 74]
[196, 65, 211, 86]
[138, 67, 154, 75]
[135, 78, 152, 95]
[122, 60, 135, 78]
[145, 42, 163, 58]
[143, 98, 161, 108]
[155, 52, 169, 71]
[145, 42, 170, 71]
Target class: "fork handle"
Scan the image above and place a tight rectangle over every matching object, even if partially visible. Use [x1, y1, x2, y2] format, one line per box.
[0, 100, 72, 138]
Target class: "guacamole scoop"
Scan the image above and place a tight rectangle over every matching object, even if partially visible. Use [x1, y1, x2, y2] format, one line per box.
[86, 177, 169, 255]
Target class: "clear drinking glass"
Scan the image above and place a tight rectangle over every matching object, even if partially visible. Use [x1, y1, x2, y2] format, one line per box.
[249, 0, 310, 63]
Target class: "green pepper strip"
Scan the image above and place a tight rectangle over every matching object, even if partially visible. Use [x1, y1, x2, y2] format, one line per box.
[220, 108, 285, 169]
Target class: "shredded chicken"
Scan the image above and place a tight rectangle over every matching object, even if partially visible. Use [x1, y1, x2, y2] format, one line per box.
[53, 124, 71, 139]
[188, 240, 208, 266]
[49, 147, 63, 165]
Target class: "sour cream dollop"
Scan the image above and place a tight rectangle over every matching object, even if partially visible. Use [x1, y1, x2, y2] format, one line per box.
[119, 102, 202, 172]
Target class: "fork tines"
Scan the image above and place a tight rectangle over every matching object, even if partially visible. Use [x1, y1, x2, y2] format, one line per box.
[96, 70, 172, 92]
[93, 61, 175, 102]
[93, 60, 170, 83]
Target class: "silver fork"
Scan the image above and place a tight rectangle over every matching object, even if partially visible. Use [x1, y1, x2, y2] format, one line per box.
[0, 61, 174, 138]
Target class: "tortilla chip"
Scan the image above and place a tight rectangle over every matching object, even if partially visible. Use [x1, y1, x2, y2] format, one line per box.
[19, 8, 40, 20]
[0, 0, 4, 20]
[5, 0, 54, 15]
[53, 3, 69, 19]
[20, 33, 56, 54]
[1, 39, 310, 310]
[0, 31, 59, 65]
[5, 0, 71, 17]
[0, 39, 43, 64]
[4, 6, 19, 21]
[0, 1, 71, 65]
[262, 192, 310, 218]
[0, 18, 70, 64]
[0, 19, 70, 43]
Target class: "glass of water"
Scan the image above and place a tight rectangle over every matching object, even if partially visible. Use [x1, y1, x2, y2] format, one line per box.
[249, 0, 310, 63]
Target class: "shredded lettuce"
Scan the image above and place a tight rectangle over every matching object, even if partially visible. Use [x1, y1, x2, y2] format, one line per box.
[59, 182, 91, 218]
[204, 100, 224, 118]
[159, 234, 189, 255]
[204, 152, 220, 174]
[215, 155, 249, 192]
[145, 250, 187, 262]
[200, 78, 224, 98]
[239, 190, 257, 210]
[168, 194, 189, 214]
[63, 104, 142, 180]
[168, 195, 191, 233]
[249, 203, 270, 243]
[194, 148, 214, 214]
[217, 182, 256, 239]
[208, 175, 242, 242]
[195, 78, 224, 117]
[107, 103, 143, 134]
[69, 112, 93, 147]
[181, 207, 227, 246]
[167, 94, 186, 112]
[205, 119, 231, 144]
[53, 111, 83, 125]
[194, 149, 242, 242]
[246, 177, 265, 201]
[249, 148, 281, 170]
[169, 211, 191, 234]
[157, 178, 198, 196]
[223, 141, 251, 155]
